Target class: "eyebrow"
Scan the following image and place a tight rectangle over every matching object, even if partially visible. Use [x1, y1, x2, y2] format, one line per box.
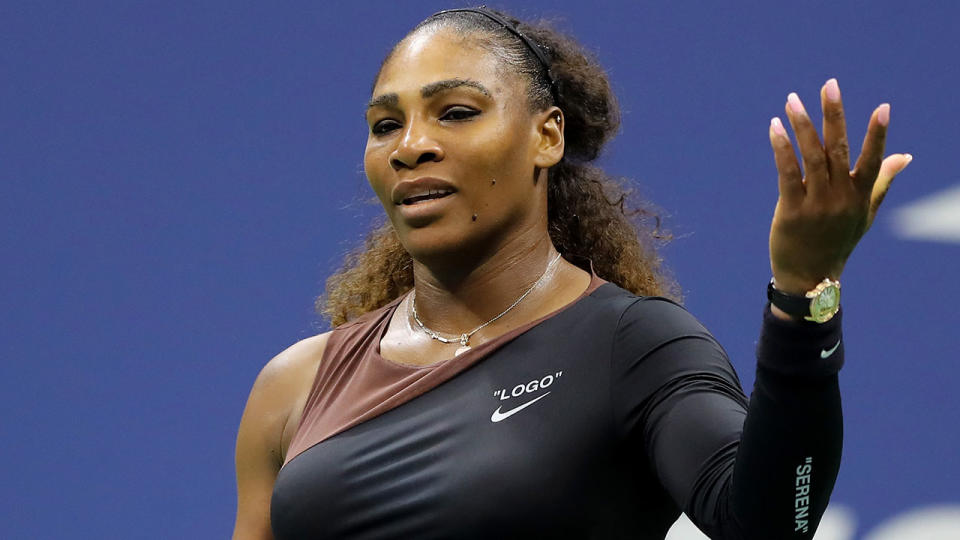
[366, 78, 492, 110]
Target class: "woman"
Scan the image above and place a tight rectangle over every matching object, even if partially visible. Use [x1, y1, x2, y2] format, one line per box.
[234, 7, 911, 539]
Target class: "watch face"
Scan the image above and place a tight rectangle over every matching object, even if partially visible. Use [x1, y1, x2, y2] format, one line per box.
[807, 284, 840, 323]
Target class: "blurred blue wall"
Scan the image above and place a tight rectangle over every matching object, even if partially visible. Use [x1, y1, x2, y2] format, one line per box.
[2, 1, 956, 538]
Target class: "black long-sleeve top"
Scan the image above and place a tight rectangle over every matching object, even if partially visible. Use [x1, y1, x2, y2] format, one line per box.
[271, 281, 843, 539]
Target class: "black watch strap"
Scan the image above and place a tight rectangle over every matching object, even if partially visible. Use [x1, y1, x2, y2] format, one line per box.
[767, 279, 811, 317]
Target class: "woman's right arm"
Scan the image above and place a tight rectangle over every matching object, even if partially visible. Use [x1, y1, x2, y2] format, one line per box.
[233, 333, 330, 540]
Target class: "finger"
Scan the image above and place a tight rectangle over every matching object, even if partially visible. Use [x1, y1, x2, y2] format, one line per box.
[769, 117, 804, 206]
[785, 92, 830, 199]
[820, 79, 851, 191]
[869, 153, 913, 218]
[852, 103, 890, 197]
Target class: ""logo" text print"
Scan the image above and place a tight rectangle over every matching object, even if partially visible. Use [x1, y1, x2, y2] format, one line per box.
[492, 370, 563, 401]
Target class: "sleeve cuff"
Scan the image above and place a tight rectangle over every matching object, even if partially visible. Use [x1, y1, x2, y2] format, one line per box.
[756, 302, 844, 377]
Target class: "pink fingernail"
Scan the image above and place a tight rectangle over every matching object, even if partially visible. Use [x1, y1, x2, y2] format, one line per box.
[787, 92, 805, 115]
[825, 78, 840, 102]
[771, 117, 787, 137]
[878, 103, 890, 126]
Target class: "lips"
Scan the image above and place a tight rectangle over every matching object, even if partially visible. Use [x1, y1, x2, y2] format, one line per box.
[402, 188, 454, 205]
[392, 177, 458, 206]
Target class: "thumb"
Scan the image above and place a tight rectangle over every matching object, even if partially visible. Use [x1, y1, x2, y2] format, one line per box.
[866, 153, 912, 229]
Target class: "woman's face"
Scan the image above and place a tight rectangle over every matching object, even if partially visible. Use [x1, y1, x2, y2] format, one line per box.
[364, 28, 562, 263]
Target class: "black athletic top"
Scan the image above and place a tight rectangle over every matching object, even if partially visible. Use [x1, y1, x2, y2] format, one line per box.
[270, 279, 844, 539]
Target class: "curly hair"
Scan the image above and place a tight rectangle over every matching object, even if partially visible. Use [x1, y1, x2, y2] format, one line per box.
[318, 6, 680, 326]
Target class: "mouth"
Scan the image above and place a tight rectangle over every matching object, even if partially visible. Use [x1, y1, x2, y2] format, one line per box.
[401, 189, 455, 205]
[392, 177, 459, 206]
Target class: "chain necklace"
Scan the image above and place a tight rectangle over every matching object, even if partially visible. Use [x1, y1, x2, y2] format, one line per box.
[409, 252, 563, 356]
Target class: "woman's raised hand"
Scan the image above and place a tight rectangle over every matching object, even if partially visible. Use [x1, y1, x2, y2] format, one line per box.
[767, 78, 912, 295]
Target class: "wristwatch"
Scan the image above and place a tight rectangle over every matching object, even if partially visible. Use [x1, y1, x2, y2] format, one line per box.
[767, 277, 841, 323]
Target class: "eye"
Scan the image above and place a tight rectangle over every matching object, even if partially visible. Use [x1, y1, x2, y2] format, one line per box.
[371, 119, 401, 135]
[441, 107, 480, 121]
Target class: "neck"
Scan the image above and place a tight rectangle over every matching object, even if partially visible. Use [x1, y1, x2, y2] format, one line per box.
[410, 228, 560, 335]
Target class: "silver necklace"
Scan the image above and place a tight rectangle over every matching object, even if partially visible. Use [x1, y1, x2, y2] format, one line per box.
[409, 252, 563, 356]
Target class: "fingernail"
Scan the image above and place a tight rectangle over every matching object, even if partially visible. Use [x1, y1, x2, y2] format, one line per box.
[904, 153, 913, 164]
[771, 117, 787, 137]
[825, 78, 840, 102]
[787, 92, 805, 115]
[878, 103, 890, 126]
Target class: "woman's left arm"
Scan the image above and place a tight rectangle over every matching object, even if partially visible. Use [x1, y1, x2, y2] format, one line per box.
[716, 79, 914, 536]
[615, 80, 913, 539]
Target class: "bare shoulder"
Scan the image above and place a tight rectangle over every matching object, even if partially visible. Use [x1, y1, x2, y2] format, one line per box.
[241, 332, 332, 465]
[234, 332, 331, 538]
[256, 332, 331, 395]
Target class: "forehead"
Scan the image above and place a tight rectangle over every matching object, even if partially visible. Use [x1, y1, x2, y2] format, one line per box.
[374, 29, 517, 97]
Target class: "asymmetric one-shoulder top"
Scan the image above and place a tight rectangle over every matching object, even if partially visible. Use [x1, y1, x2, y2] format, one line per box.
[271, 274, 845, 539]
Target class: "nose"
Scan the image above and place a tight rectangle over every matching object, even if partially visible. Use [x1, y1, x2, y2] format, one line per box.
[389, 117, 444, 170]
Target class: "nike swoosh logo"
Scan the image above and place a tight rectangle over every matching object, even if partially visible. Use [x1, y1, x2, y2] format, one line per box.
[491, 392, 551, 423]
[821, 339, 842, 359]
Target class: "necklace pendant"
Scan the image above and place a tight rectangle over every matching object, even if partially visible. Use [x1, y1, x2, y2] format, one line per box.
[454, 334, 471, 356]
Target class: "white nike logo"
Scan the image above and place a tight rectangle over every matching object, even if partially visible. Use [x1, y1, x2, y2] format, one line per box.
[821, 339, 841, 359]
[490, 392, 551, 423]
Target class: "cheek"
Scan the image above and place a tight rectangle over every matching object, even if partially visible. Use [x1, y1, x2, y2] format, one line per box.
[480, 138, 534, 192]
[469, 125, 532, 179]
[363, 144, 390, 201]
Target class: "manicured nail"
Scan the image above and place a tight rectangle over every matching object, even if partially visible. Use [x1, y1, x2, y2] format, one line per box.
[771, 117, 787, 137]
[787, 92, 805, 115]
[878, 103, 890, 126]
[825, 78, 840, 102]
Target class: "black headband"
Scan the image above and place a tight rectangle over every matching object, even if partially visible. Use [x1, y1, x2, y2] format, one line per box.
[430, 6, 560, 105]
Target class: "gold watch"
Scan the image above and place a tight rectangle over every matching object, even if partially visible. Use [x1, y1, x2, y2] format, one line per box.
[767, 277, 841, 323]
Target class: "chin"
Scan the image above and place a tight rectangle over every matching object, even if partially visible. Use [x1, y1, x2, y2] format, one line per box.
[387, 205, 519, 269]
[395, 221, 498, 271]
[400, 227, 471, 261]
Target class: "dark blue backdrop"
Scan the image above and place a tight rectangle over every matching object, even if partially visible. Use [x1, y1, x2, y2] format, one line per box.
[2, 2, 957, 538]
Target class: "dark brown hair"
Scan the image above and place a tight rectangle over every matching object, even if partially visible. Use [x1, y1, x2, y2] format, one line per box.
[319, 7, 679, 326]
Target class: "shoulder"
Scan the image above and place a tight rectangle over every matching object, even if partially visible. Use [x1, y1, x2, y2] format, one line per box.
[253, 297, 400, 392]
[618, 296, 711, 341]
[594, 284, 726, 364]
[601, 287, 743, 398]
[590, 283, 710, 341]
[254, 332, 332, 396]
[233, 332, 333, 535]
[240, 332, 333, 465]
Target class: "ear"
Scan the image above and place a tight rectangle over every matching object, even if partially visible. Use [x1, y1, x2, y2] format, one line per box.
[532, 106, 564, 169]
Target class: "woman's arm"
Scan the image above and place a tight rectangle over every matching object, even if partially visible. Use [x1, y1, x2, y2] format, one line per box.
[614, 78, 911, 538]
[233, 333, 330, 540]
[610, 297, 843, 538]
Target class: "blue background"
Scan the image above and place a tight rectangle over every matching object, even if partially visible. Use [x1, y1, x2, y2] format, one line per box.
[2, 1, 957, 538]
